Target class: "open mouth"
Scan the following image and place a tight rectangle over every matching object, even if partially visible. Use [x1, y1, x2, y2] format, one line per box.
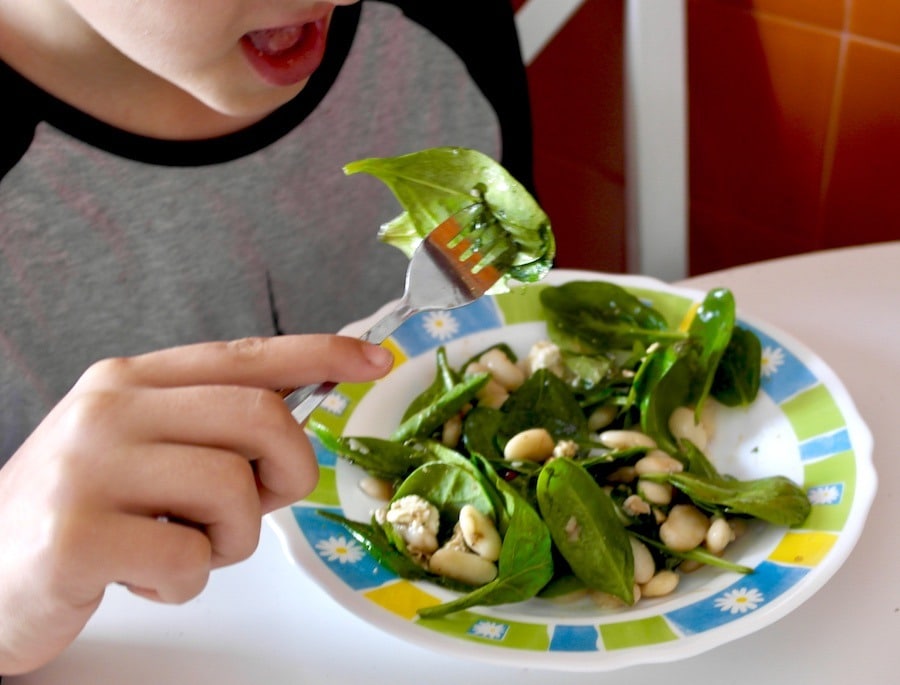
[240, 19, 328, 87]
[245, 25, 312, 56]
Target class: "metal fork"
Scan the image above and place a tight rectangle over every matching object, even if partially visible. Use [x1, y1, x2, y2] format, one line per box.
[281, 204, 503, 422]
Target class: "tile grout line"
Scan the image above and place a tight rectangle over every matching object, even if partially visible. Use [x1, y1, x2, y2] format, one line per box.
[734, 3, 900, 52]
[814, 0, 853, 248]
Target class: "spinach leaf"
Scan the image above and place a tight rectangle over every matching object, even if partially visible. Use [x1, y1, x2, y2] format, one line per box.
[461, 405, 505, 462]
[401, 346, 459, 422]
[645, 471, 811, 526]
[499, 368, 587, 442]
[541, 281, 684, 353]
[307, 420, 428, 481]
[391, 372, 490, 442]
[537, 458, 635, 604]
[711, 326, 762, 406]
[343, 147, 554, 285]
[687, 287, 736, 418]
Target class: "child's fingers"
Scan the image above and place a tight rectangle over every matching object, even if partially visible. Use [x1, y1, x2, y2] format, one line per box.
[93, 513, 216, 604]
[99, 443, 263, 568]
[73, 335, 393, 393]
[57, 383, 320, 512]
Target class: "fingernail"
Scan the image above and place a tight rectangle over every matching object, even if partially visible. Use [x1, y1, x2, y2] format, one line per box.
[364, 343, 394, 369]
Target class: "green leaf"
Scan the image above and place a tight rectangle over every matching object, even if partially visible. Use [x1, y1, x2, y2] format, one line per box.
[390, 372, 490, 442]
[647, 471, 812, 526]
[400, 346, 459, 422]
[712, 326, 762, 406]
[343, 147, 554, 284]
[537, 458, 634, 604]
[687, 288, 736, 418]
[307, 420, 428, 481]
[499, 368, 588, 442]
[540, 281, 683, 353]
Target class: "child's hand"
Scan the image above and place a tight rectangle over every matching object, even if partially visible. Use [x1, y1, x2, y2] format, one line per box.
[0, 335, 393, 675]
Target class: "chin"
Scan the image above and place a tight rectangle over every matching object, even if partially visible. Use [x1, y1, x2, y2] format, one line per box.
[189, 75, 310, 125]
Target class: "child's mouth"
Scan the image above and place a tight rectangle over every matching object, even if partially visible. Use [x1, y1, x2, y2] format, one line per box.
[240, 19, 328, 87]
[245, 26, 310, 55]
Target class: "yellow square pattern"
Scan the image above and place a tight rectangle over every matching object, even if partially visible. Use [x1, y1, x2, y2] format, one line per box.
[768, 531, 838, 567]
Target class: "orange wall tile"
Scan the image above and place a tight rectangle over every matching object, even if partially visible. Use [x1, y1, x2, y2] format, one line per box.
[716, 0, 846, 30]
[688, 0, 840, 240]
[687, 0, 900, 274]
[850, 0, 900, 46]
[822, 38, 900, 246]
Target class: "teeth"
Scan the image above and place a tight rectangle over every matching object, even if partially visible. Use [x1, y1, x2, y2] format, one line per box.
[247, 26, 304, 55]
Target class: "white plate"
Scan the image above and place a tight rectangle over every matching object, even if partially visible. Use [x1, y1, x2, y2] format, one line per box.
[267, 270, 876, 671]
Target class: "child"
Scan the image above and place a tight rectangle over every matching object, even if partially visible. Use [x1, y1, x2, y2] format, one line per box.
[0, 0, 533, 674]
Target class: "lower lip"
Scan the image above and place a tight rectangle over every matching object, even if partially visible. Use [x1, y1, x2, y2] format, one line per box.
[240, 19, 328, 88]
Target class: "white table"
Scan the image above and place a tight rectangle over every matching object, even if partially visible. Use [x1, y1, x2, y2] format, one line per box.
[12, 242, 899, 684]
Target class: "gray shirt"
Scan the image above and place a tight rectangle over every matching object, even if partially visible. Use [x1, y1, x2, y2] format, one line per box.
[0, 0, 534, 461]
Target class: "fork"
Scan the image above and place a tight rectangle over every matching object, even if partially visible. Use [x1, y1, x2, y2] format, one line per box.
[281, 204, 504, 422]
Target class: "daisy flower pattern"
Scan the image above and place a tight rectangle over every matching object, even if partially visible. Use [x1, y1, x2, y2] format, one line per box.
[315, 536, 365, 565]
[714, 587, 765, 615]
[421, 311, 460, 341]
[468, 620, 509, 641]
[320, 391, 349, 416]
[760, 345, 785, 378]
[808, 484, 842, 505]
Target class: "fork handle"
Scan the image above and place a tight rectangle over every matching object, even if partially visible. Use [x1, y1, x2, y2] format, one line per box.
[283, 300, 416, 422]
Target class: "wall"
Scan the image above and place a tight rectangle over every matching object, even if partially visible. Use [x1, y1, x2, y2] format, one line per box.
[513, 0, 627, 273]
[689, 0, 900, 274]
[512, 0, 900, 276]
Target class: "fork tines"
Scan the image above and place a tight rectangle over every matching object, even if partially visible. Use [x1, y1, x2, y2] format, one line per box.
[425, 214, 503, 296]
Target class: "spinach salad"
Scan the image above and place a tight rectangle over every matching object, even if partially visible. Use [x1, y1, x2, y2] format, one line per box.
[311, 281, 811, 619]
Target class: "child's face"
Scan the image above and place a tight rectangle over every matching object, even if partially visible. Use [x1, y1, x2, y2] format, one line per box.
[64, 0, 360, 118]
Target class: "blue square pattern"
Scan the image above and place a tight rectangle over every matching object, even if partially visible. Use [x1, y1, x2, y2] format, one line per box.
[389, 297, 503, 358]
[665, 561, 809, 635]
[549, 624, 601, 652]
[311, 434, 339, 468]
[292, 506, 397, 591]
[745, 324, 819, 404]
[799, 428, 852, 462]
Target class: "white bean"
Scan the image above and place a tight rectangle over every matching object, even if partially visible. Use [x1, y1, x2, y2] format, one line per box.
[358, 476, 394, 501]
[465, 362, 509, 408]
[623, 494, 651, 517]
[441, 413, 463, 448]
[479, 348, 526, 391]
[641, 570, 680, 598]
[668, 406, 709, 450]
[587, 404, 618, 431]
[476, 379, 509, 409]
[428, 548, 498, 586]
[504, 427, 555, 462]
[659, 504, 709, 551]
[459, 505, 502, 561]
[630, 537, 656, 584]
[597, 429, 657, 450]
[634, 449, 684, 475]
[705, 517, 736, 555]
[607, 466, 637, 483]
[637, 478, 674, 505]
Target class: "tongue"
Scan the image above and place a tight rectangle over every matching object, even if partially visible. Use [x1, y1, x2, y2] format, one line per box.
[246, 26, 306, 55]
